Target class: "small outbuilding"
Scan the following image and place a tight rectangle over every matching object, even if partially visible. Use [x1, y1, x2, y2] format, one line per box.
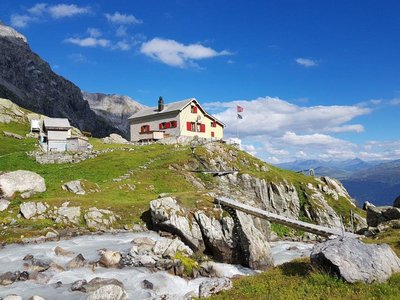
[41, 118, 72, 152]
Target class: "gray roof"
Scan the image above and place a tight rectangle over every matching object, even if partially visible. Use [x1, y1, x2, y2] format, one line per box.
[129, 98, 193, 119]
[43, 118, 71, 129]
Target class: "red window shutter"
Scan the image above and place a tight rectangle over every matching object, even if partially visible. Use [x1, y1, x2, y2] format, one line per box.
[166, 122, 171, 129]
[200, 124, 206, 132]
[171, 121, 177, 128]
[186, 122, 192, 131]
[194, 106, 198, 113]
[211, 131, 215, 137]
[146, 125, 150, 132]
[159, 123, 163, 130]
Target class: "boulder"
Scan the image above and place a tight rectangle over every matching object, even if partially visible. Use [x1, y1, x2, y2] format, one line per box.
[29, 297, 46, 300]
[0, 170, 46, 199]
[62, 180, 85, 195]
[366, 206, 400, 227]
[102, 133, 129, 145]
[0, 271, 18, 286]
[150, 197, 205, 251]
[141, 279, 153, 290]
[394, 196, 400, 208]
[3, 295, 22, 300]
[20, 202, 47, 219]
[153, 238, 193, 258]
[86, 284, 129, 300]
[98, 250, 121, 268]
[130, 237, 156, 255]
[310, 237, 400, 283]
[84, 207, 117, 230]
[56, 205, 81, 224]
[0, 199, 10, 211]
[198, 278, 232, 298]
[54, 246, 75, 257]
[29, 258, 51, 272]
[66, 254, 86, 269]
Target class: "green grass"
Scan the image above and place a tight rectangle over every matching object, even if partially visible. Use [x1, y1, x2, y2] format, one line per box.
[365, 229, 400, 256]
[210, 258, 400, 300]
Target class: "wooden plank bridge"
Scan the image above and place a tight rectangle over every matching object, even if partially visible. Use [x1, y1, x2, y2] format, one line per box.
[215, 196, 361, 239]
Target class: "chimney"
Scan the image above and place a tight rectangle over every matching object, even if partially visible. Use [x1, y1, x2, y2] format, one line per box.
[158, 96, 164, 111]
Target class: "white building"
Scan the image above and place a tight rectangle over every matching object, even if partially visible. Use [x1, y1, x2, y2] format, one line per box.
[129, 97, 224, 142]
[41, 118, 72, 152]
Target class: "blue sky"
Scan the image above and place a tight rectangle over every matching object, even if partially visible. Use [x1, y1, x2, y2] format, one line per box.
[1, 1, 400, 163]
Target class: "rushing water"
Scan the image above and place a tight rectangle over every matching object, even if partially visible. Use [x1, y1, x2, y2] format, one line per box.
[0, 233, 314, 299]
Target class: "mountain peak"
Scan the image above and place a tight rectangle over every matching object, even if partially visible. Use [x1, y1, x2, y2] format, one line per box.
[0, 23, 28, 47]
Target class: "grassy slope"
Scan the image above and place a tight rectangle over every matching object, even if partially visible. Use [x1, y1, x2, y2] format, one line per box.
[210, 259, 400, 300]
[1, 120, 400, 299]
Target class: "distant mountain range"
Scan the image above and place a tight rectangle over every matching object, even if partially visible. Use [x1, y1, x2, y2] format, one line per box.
[276, 159, 400, 206]
[0, 22, 142, 138]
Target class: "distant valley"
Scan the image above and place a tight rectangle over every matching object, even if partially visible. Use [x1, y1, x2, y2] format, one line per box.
[277, 158, 400, 206]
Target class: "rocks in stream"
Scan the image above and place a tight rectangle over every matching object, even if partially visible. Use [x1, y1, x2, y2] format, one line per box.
[54, 246, 75, 257]
[0, 170, 46, 199]
[98, 250, 121, 268]
[71, 277, 129, 300]
[310, 237, 400, 283]
[66, 254, 86, 269]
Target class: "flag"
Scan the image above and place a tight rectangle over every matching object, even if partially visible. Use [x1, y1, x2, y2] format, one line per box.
[237, 105, 244, 112]
[237, 113, 243, 119]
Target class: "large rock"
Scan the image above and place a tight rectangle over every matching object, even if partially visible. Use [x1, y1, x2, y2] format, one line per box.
[150, 197, 205, 251]
[153, 238, 193, 258]
[20, 202, 48, 219]
[198, 278, 232, 298]
[0, 170, 46, 199]
[310, 237, 400, 283]
[84, 207, 117, 230]
[102, 133, 129, 144]
[56, 204, 81, 224]
[62, 180, 85, 195]
[98, 250, 121, 268]
[366, 206, 400, 227]
[394, 196, 400, 208]
[86, 284, 129, 300]
[0, 199, 10, 211]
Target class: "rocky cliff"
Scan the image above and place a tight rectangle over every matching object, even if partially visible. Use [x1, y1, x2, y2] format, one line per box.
[0, 23, 119, 137]
[82, 92, 145, 138]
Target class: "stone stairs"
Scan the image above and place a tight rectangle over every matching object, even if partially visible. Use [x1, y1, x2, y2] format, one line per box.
[215, 196, 361, 239]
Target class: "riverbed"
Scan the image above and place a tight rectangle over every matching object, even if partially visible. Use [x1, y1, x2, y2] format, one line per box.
[0, 232, 314, 299]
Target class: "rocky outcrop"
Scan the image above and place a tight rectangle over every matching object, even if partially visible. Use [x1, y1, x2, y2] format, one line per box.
[20, 202, 48, 219]
[0, 170, 46, 199]
[394, 196, 400, 208]
[0, 23, 120, 137]
[102, 133, 129, 144]
[150, 197, 273, 270]
[62, 180, 85, 195]
[55, 203, 81, 225]
[84, 207, 118, 230]
[366, 206, 400, 227]
[311, 237, 400, 283]
[82, 92, 144, 138]
[150, 197, 205, 251]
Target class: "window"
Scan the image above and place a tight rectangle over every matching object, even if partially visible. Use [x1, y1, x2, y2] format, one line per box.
[141, 125, 150, 133]
[200, 124, 206, 132]
[160, 121, 177, 130]
[211, 131, 215, 138]
[191, 105, 198, 113]
[211, 121, 217, 127]
[186, 122, 195, 131]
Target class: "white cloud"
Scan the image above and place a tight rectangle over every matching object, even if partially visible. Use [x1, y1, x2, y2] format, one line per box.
[140, 38, 231, 68]
[65, 37, 110, 48]
[116, 25, 127, 37]
[206, 97, 370, 137]
[28, 3, 48, 15]
[327, 124, 364, 133]
[10, 14, 35, 28]
[10, 3, 90, 27]
[390, 98, 400, 106]
[280, 131, 353, 147]
[87, 28, 102, 38]
[295, 58, 318, 67]
[48, 4, 90, 19]
[105, 12, 142, 24]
